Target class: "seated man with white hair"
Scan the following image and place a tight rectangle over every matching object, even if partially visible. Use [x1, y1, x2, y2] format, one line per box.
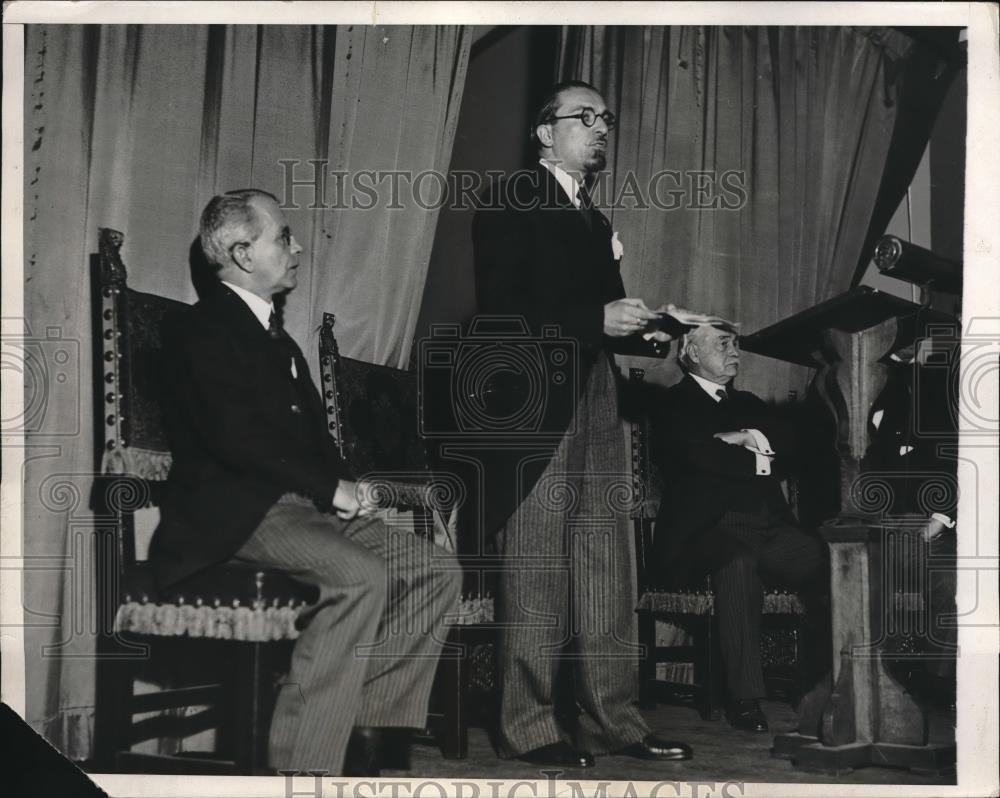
[650, 321, 827, 733]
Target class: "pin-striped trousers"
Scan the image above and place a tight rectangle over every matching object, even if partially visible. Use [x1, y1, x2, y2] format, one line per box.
[234, 495, 462, 774]
[496, 353, 649, 757]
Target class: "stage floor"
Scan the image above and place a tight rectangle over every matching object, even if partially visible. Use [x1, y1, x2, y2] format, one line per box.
[398, 698, 956, 785]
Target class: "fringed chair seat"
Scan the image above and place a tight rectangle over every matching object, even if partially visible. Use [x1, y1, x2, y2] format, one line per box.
[637, 588, 807, 616]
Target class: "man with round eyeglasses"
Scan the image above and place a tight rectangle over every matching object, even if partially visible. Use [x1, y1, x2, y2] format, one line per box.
[472, 80, 692, 769]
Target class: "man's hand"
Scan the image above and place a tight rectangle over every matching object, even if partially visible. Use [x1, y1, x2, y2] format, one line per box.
[604, 298, 660, 338]
[332, 479, 378, 521]
[714, 430, 755, 447]
[919, 516, 949, 543]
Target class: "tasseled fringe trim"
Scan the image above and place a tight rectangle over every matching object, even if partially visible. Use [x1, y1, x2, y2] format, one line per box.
[102, 446, 173, 482]
[637, 590, 807, 615]
[114, 593, 497, 640]
[114, 597, 302, 641]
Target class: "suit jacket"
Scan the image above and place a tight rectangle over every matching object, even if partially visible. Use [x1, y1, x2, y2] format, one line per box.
[650, 375, 796, 586]
[150, 282, 352, 587]
[470, 166, 643, 537]
[862, 355, 959, 520]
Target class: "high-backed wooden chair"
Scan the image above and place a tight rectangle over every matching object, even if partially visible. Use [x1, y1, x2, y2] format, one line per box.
[624, 368, 809, 720]
[318, 313, 495, 760]
[89, 229, 315, 774]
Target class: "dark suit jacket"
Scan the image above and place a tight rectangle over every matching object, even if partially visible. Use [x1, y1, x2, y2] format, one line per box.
[470, 166, 644, 537]
[862, 355, 959, 520]
[651, 375, 796, 586]
[150, 282, 352, 587]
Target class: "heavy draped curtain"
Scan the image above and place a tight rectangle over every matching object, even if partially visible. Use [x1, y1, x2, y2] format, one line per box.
[559, 26, 919, 400]
[22, 23, 469, 759]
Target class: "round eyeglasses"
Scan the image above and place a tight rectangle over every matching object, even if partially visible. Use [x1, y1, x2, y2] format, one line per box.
[545, 108, 617, 130]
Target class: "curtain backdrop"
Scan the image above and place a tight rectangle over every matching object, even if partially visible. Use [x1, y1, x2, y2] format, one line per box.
[558, 26, 918, 400]
[22, 23, 469, 759]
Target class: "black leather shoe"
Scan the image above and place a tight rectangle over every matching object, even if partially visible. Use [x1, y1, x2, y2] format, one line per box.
[519, 741, 595, 768]
[615, 734, 693, 761]
[343, 727, 382, 777]
[727, 699, 769, 733]
[377, 728, 412, 771]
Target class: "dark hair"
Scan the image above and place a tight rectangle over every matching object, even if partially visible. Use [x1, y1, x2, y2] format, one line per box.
[529, 79, 601, 149]
[199, 188, 279, 268]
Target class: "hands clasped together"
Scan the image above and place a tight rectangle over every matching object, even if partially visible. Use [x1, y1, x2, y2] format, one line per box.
[332, 479, 380, 521]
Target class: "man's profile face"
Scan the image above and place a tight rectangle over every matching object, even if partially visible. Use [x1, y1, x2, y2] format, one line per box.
[690, 326, 740, 384]
[245, 195, 302, 298]
[543, 86, 610, 177]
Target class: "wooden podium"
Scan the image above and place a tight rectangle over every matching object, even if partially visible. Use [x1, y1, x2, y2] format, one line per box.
[742, 286, 956, 775]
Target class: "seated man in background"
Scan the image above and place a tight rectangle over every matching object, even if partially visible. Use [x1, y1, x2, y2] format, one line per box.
[863, 335, 959, 709]
[150, 188, 461, 776]
[650, 322, 827, 733]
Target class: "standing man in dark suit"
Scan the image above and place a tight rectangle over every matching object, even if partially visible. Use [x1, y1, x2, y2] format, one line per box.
[472, 80, 692, 768]
[151, 188, 461, 776]
[650, 323, 826, 733]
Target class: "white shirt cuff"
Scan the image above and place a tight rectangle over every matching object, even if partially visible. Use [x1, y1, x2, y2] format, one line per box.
[931, 512, 956, 529]
[740, 429, 774, 476]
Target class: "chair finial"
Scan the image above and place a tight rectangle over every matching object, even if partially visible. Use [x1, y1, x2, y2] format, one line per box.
[98, 228, 127, 287]
[319, 312, 340, 357]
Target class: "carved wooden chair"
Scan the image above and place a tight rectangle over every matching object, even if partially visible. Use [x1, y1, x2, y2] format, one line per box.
[624, 368, 810, 720]
[89, 229, 314, 774]
[318, 313, 494, 760]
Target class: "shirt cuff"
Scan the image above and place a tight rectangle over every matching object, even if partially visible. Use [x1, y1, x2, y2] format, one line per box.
[931, 512, 956, 529]
[741, 428, 773, 455]
[740, 429, 773, 476]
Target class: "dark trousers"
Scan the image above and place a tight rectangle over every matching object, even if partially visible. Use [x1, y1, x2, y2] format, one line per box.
[710, 509, 826, 700]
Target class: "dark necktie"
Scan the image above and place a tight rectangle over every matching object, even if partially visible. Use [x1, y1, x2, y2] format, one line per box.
[268, 311, 316, 424]
[268, 310, 282, 340]
[716, 388, 729, 403]
[268, 310, 298, 378]
[577, 185, 594, 230]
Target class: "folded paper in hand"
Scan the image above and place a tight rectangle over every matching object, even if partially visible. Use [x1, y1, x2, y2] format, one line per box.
[653, 310, 740, 337]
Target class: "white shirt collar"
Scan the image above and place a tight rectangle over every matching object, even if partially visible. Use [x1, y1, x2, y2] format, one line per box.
[690, 372, 730, 401]
[221, 280, 273, 330]
[539, 158, 582, 208]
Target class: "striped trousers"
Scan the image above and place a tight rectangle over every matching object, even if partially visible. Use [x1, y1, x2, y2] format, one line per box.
[233, 495, 462, 774]
[496, 353, 648, 757]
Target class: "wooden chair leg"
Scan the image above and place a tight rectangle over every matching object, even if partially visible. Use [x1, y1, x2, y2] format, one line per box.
[697, 616, 724, 721]
[793, 620, 808, 704]
[93, 634, 142, 771]
[233, 642, 268, 774]
[637, 611, 657, 710]
[438, 627, 468, 759]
